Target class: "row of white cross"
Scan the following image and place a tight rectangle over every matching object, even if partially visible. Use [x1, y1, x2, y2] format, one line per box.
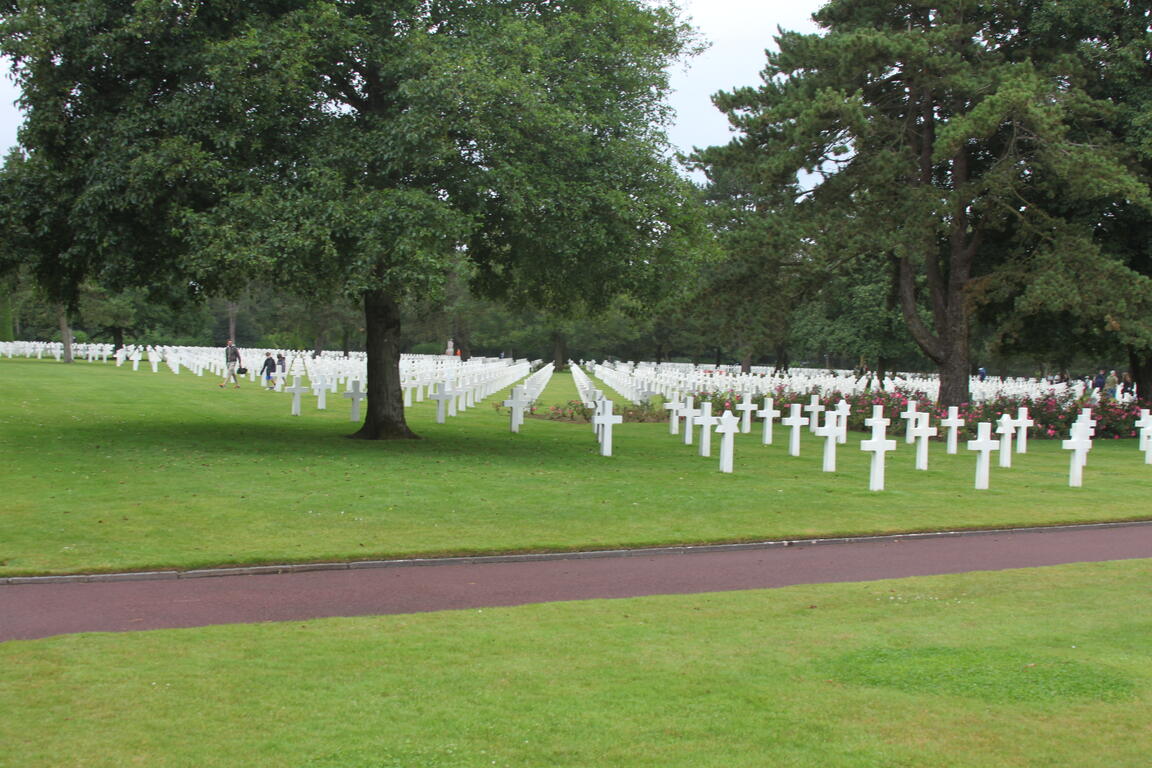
[588, 359, 1111, 408]
[500, 364, 557, 433]
[597, 386, 1152, 489]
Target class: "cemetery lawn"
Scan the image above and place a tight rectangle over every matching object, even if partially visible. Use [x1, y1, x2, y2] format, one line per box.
[3, 358, 1152, 576]
[3, 559, 1151, 767]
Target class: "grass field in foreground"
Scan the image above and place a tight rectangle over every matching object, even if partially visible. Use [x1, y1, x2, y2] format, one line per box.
[2, 560, 1150, 767]
[2, 358, 1151, 576]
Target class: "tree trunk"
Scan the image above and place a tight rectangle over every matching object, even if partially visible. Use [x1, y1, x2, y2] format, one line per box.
[111, 326, 125, 352]
[1129, 347, 1152, 403]
[740, 351, 753, 374]
[57, 306, 74, 363]
[0, 291, 13, 342]
[552, 332, 568, 371]
[654, 341, 665, 364]
[226, 300, 238, 342]
[773, 343, 789, 373]
[350, 289, 418, 440]
[452, 316, 471, 362]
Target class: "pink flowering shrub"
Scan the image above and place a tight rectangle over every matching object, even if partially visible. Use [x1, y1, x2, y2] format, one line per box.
[684, 386, 1149, 439]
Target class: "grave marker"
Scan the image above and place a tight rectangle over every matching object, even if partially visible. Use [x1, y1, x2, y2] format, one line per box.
[804, 395, 825, 434]
[781, 404, 810, 457]
[696, 401, 719, 458]
[900, 400, 919, 444]
[735, 399, 758, 434]
[940, 406, 965, 454]
[716, 410, 740, 473]
[860, 405, 897, 491]
[503, 385, 531, 434]
[1014, 407, 1035, 454]
[909, 412, 937, 471]
[967, 422, 999, 490]
[996, 413, 1015, 468]
[663, 395, 685, 435]
[812, 411, 839, 472]
[285, 376, 310, 417]
[1062, 421, 1093, 487]
[342, 380, 367, 422]
[757, 398, 781, 446]
[593, 400, 624, 457]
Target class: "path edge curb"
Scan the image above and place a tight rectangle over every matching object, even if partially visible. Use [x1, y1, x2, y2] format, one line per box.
[5, 519, 1151, 586]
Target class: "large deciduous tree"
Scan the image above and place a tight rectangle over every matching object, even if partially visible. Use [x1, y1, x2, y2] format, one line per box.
[696, 0, 1152, 406]
[1, 0, 702, 437]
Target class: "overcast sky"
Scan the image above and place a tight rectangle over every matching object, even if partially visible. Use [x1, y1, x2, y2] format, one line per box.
[0, 0, 824, 159]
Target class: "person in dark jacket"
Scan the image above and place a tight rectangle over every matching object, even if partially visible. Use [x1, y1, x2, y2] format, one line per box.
[260, 352, 277, 390]
[219, 340, 242, 388]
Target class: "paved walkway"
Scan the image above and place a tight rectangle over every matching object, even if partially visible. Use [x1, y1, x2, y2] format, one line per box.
[3, 522, 1151, 642]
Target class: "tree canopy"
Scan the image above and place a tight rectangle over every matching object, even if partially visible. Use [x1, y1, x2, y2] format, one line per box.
[696, 0, 1152, 405]
[0, 0, 705, 435]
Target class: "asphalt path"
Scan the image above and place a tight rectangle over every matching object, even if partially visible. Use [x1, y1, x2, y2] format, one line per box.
[3, 522, 1151, 642]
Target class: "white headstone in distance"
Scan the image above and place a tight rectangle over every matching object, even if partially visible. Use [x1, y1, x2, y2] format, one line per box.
[735, 399, 758, 434]
[940, 406, 965, 455]
[900, 400, 919, 444]
[757, 397, 781, 446]
[286, 376, 310, 417]
[716, 410, 740, 473]
[503, 385, 531, 434]
[812, 411, 839, 472]
[1062, 421, 1093, 487]
[834, 399, 851, 445]
[312, 378, 328, 410]
[343, 380, 367, 422]
[663, 394, 685, 436]
[429, 382, 454, 424]
[682, 395, 697, 446]
[909, 412, 938, 471]
[1136, 408, 1152, 464]
[593, 399, 624, 457]
[967, 422, 999, 490]
[1014, 407, 1034, 454]
[860, 405, 897, 491]
[781, 403, 810, 457]
[996, 413, 1015, 468]
[696, 401, 719, 458]
[804, 395, 824, 434]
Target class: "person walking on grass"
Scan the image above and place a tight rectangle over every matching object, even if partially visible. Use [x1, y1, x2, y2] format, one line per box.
[260, 352, 276, 390]
[219, 339, 242, 388]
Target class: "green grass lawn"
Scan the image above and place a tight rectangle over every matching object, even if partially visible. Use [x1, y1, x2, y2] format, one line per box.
[2, 559, 1149, 767]
[2, 358, 1151, 576]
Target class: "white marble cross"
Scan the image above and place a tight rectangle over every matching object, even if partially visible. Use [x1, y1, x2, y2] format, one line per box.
[996, 413, 1016, 468]
[285, 376, 310, 417]
[716, 410, 740, 473]
[834, 399, 851, 444]
[1136, 409, 1152, 464]
[812, 411, 840, 472]
[1062, 420, 1093, 487]
[1014, 407, 1034, 454]
[757, 397, 781, 446]
[682, 395, 697, 446]
[1073, 409, 1097, 468]
[503, 385, 531, 433]
[804, 395, 825, 434]
[696, 401, 720, 458]
[663, 394, 685, 435]
[593, 399, 624, 457]
[312, 377, 328, 410]
[860, 405, 897, 491]
[735, 398, 758, 434]
[909, 412, 937, 471]
[900, 400, 919, 444]
[781, 403, 810, 457]
[939, 406, 965, 454]
[967, 422, 999, 490]
[429, 382, 454, 424]
[343, 380, 367, 422]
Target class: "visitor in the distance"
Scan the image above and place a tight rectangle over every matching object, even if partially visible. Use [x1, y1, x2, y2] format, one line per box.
[219, 339, 242, 389]
[260, 352, 277, 390]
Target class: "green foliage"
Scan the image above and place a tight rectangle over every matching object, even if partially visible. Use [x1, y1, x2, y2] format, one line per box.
[696, 0, 1152, 405]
